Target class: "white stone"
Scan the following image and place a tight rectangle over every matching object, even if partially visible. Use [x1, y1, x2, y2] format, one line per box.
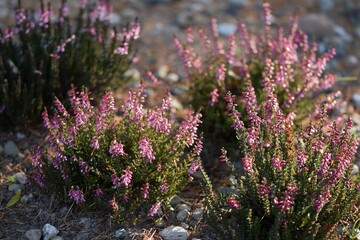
[25, 229, 42, 240]
[177, 209, 190, 222]
[4, 140, 20, 156]
[159, 226, 189, 240]
[21, 193, 34, 204]
[352, 93, 360, 108]
[115, 228, 127, 238]
[166, 73, 180, 83]
[333, 25, 352, 42]
[124, 68, 141, 82]
[109, 13, 121, 25]
[171, 98, 184, 110]
[13, 172, 27, 184]
[218, 22, 236, 36]
[352, 165, 359, 175]
[42, 224, 59, 240]
[157, 65, 169, 79]
[51, 237, 64, 240]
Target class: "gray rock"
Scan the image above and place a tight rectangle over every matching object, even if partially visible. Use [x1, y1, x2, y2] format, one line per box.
[13, 172, 27, 185]
[109, 13, 121, 25]
[332, 25, 352, 42]
[51, 237, 64, 240]
[79, 217, 92, 230]
[170, 195, 183, 207]
[317, 0, 336, 11]
[4, 140, 20, 156]
[192, 208, 204, 221]
[42, 224, 59, 240]
[166, 73, 180, 83]
[218, 186, 240, 195]
[177, 209, 190, 222]
[25, 229, 42, 240]
[157, 65, 169, 79]
[355, 26, 360, 38]
[124, 68, 141, 82]
[228, 0, 248, 8]
[171, 98, 184, 110]
[179, 222, 189, 230]
[170, 86, 188, 96]
[218, 22, 237, 36]
[346, 55, 359, 66]
[176, 204, 191, 212]
[159, 226, 189, 240]
[16, 132, 26, 139]
[299, 14, 335, 38]
[21, 193, 34, 204]
[8, 183, 24, 192]
[352, 164, 359, 175]
[352, 93, 360, 108]
[115, 229, 127, 239]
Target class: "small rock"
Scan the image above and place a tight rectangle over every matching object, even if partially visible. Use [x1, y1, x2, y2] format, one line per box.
[332, 25, 352, 42]
[42, 224, 59, 240]
[352, 93, 360, 108]
[179, 222, 189, 230]
[16, 132, 26, 139]
[170, 86, 188, 96]
[170, 195, 183, 207]
[79, 217, 92, 230]
[51, 237, 64, 240]
[25, 229, 42, 240]
[166, 73, 180, 83]
[317, 0, 335, 11]
[177, 209, 190, 222]
[218, 186, 240, 195]
[109, 13, 121, 25]
[13, 172, 27, 184]
[218, 22, 237, 36]
[176, 204, 191, 212]
[8, 183, 24, 192]
[192, 208, 204, 221]
[21, 193, 34, 204]
[228, 0, 248, 8]
[299, 14, 335, 38]
[115, 229, 127, 239]
[346, 55, 359, 66]
[171, 98, 184, 110]
[124, 68, 141, 82]
[159, 226, 189, 240]
[352, 164, 359, 175]
[4, 140, 20, 156]
[157, 65, 169, 79]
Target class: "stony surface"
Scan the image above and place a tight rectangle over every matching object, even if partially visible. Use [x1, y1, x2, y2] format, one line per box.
[3, 140, 20, 156]
[42, 224, 59, 240]
[24, 229, 42, 240]
[159, 225, 189, 240]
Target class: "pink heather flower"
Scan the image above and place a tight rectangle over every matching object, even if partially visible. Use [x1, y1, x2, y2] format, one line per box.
[109, 199, 119, 211]
[111, 174, 121, 187]
[274, 184, 298, 212]
[176, 112, 202, 146]
[148, 202, 161, 217]
[160, 181, 168, 192]
[188, 161, 199, 175]
[209, 88, 219, 106]
[258, 178, 271, 196]
[147, 110, 171, 133]
[227, 34, 236, 65]
[114, 42, 129, 55]
[161, 92, 172, 111]
[91, 136, 99, 150]
[225, 92, 244, 130]
[109, 139, 125, 157]
[272, 157, 286, 171]
[316, 152, 332, 179]
[139, 137, 155, 162]
[215, 64, 226, 86]
[119, 169, 132, 187]
[142, 182, 150, 199]
[68, 189, 85, 204]
[93, 188, 103, 196]
[146, 71, 159, 84]
[130, 22, 140, 40]
[193, 139, 203, 156]
[297, 151, 308, 172]
[53, 97, 68, 118]
[313, 190, 331, 212]
[242, 157, 254, 174]
[227, 197, 241, 209]
[99, 92, 115, 117]
[79, 159, 90, 174]
[123, 90, 144, 124]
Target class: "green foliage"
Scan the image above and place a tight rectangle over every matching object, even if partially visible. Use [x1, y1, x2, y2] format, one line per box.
[0, 0, 138, 127]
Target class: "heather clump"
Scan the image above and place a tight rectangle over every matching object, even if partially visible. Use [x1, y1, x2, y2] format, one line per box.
[0, 0, 138, 127]
[30, 86, 202, 221]
[174, 2, 343, 146]
[200, 87, 359, 239]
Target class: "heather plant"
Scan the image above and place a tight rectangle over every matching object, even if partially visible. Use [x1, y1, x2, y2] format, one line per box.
[200, 86, 359, 239]
[174, 2, 343, 146]
[0, 0, 138, 126]
[30, 85, 202, 221]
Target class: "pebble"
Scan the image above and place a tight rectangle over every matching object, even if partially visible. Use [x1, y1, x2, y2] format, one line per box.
[171, 98, 184, 110]
[42, 224, 59, 240]
[176, 203, 191, 212]
[25, 229, 42, 240]
[159, 225, 189, 240]
[332, 25, 352, 42]
[228, 0, 249, 8]
[21, 193, 34, 204]
[218, 22, 237, 36]
[177, 209, 190, 222]
[4, 140, 20, 156]
[317, 0, 336, 11]
[109, 13, 121, 25]
[299, 14, 335, 38]
[79, 217, 92, 230]
[124, 68, 141, 82]
[166, 73, 180, 83]
[170, 195, 184, 207]
[157, 65, 170, 79]
[352, 164, 359, 175]
[352, 93, 360, 108]
[179, 222, 190, 230]
[218, 186, 240, 195]
[192, 208, 203, 221]
[8, 183, 24, 192]
[51, 237, 64, 240]
[170, 86, 188, 96]
[13, 172, 27, 185]
[16, 132, 25, 139]
[115, 228, 127, 239]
